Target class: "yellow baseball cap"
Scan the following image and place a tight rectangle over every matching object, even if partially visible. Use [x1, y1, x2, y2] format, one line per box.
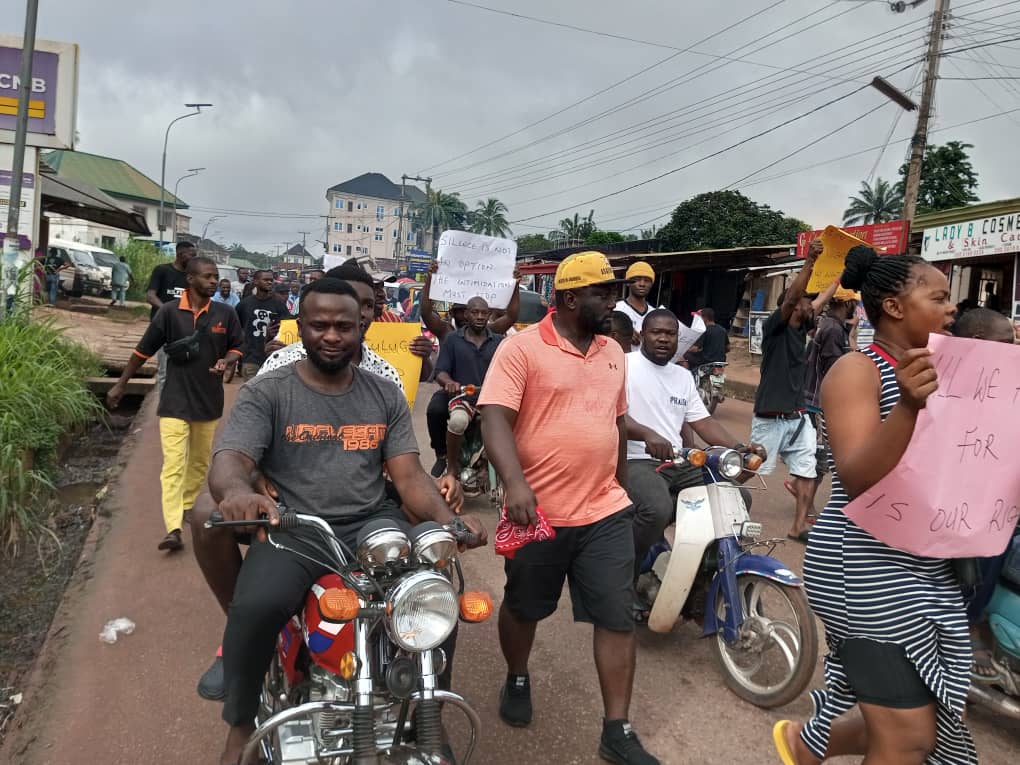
[626, 261, 655, 281]
[554, 251, 626, 290]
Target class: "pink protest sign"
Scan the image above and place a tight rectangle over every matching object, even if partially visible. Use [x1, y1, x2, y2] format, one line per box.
[843, 334, 1020, 558]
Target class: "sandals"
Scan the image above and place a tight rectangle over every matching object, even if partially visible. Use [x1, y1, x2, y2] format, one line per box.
[971, 637, 1002, 684]
[772, 720, 798, 765]
[787, 531, 811, 544]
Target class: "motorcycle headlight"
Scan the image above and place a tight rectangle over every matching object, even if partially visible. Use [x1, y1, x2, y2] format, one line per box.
[410, 522, 458, 569]
[711, 448, 744, 480]
[356, 519, 410, 571]
[386, 571, 458, 651]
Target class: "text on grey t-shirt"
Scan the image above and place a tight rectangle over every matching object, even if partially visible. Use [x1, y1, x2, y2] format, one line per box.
[214, 364, 419, 522]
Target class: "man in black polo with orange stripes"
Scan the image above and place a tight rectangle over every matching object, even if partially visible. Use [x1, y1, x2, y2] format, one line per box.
[107, 256, 243, 552]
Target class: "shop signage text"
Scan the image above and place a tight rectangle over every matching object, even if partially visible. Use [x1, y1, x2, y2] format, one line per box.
[922, 210, 1020, 262]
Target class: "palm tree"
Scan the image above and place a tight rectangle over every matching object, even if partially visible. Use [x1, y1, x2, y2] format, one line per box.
[843, 178, 902, 225]
[469, 198, 512, 238]
[412, 185, 469, 255]
[558, 210, 596, 245]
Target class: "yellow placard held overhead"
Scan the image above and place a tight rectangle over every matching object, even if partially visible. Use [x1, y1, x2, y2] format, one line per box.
[806, 225, 871, 296]
[272, 320, 423, 409]
[277, 319, 300, 346]
[364, 323, 424, 410]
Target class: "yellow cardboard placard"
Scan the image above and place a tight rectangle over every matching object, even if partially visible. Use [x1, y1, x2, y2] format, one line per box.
[364, 323, 424, 410]
[273, 320, 423, 409]
[806, 225, 871, 295]
[277, 319, 299, 346]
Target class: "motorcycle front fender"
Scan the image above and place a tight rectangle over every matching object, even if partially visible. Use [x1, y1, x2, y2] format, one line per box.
[702, 552, 803, 640]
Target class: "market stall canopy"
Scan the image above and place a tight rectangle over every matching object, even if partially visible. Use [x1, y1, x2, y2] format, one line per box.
[39, 173, 151, 236]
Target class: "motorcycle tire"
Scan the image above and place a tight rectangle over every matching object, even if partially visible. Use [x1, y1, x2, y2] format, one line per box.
[710, 576, 818, 709]
[700, 378, 718, 416]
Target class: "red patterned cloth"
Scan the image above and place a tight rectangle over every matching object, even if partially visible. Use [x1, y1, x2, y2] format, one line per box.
[494, 505, 556, 558]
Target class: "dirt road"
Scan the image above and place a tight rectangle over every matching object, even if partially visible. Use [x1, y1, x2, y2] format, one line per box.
[3, 385, 1017, 765]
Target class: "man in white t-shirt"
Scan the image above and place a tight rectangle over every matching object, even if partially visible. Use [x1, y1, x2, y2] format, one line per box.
[613, 261, 661, 351]
[625, 309, 763, 611]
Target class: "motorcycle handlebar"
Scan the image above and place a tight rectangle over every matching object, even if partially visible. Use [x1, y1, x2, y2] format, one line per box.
[205, 509, 303, 531]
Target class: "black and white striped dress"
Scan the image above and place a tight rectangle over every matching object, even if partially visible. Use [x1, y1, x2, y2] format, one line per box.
[801, 345, 976, 764]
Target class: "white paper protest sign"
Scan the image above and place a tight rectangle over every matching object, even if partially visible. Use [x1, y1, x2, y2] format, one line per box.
[676, 313, 706, 359]
[432, 230, 517, 309]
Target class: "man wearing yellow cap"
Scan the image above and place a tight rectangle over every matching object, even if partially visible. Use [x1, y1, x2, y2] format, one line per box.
[614, 261, 662, 351]
[479, 251, 661, 764]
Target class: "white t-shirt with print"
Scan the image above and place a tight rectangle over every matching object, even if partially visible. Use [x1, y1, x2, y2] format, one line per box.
[625, 349, 710, 461]
[614, 299, 663, 352]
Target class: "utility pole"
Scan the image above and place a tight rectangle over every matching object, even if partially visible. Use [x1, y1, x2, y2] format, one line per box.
[902, 0, 948, 224]
[298, 230, 309, 262]
[2, 0, 39, 319]
[396, 174, 431, 269]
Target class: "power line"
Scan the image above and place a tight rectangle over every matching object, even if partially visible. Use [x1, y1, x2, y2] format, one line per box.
[450, 9, 926, 196]
[438, 2, 862, 181]
[419, 0, 792, 174]
[458, 43, 926, 199]
[510, 80, 880, 224]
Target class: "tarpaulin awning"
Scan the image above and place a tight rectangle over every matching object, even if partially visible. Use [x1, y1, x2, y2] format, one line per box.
[40, 173, 151, 236]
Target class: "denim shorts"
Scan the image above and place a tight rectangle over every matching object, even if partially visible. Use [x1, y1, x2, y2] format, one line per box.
[750, 415, 817, 479]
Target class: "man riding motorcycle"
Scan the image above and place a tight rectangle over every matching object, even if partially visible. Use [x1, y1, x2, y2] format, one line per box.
[189, 264, 464, 701]
[434, 296, 504, 481]
[624, 309, 763, 617]
[203, 278, 487, 765]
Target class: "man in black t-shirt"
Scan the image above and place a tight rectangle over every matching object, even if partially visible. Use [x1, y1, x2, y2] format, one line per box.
[750, 239, 837, 542]
[108, 256, 243, 552]
[686, 307, 729, 367]
[235, 269, 288, 378]
[147, 242, 196, 392]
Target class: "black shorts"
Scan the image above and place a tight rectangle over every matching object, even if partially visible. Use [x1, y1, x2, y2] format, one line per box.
[503, 507, 635, 632]
[839, 638, 934, 709]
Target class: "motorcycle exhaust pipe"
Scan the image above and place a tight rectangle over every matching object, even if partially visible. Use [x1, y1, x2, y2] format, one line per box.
[969, 683, 1020, 719]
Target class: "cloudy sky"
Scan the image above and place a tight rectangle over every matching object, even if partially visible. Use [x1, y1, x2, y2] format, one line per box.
[9, 0, 1020, 251]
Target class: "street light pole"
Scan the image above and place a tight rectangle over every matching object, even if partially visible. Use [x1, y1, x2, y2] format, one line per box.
[201, 214, 225, 245]
[159, 103, 212, 246]
[2, 0, 39, 319]
[171, 167, 204, 244]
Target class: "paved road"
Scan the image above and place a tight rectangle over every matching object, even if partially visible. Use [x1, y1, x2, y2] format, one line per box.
[3, 384, 1017, 765]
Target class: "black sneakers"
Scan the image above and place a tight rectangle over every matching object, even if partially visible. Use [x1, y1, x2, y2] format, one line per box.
[498, 673, 532, 727]
[599, 719, 660, 765]
[197, 655, 226, 701]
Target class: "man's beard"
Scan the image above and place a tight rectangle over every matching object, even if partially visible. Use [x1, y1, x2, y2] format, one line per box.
[305, 345, 355, 374]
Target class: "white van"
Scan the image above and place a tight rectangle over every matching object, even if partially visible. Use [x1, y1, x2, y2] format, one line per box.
[48, 238, 114, 298]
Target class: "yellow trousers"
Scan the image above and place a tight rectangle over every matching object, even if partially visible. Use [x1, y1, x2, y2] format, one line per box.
[159, 417, 219, 532]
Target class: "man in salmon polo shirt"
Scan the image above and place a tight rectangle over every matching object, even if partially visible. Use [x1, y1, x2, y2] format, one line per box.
[479, 251, 660, 765]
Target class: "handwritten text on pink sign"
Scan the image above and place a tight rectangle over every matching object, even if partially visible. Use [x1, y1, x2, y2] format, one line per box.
[843, 335, 1020, 558]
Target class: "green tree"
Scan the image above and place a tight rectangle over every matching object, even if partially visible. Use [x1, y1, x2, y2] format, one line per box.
[516, 233, 554, 253]
[640, 224, 660, 239]
[468, 197, 512, 237]
[584, 230, 626, 245]
[896, 140, 979, 214]
[843, 177, 902, 225]
[557, 210, 596, 244]
[413, 184, 469, 255]
[657, 190, 809, 251]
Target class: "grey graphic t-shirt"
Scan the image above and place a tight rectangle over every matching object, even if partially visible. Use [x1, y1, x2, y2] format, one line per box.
[214, 364, 418, 521]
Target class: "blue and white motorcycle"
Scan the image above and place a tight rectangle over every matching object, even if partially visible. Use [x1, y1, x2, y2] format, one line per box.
[639, 446, 818, 708]
[970, 533, 1020, 719]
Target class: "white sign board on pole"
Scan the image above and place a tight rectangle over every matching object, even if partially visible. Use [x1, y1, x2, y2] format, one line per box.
[432, 230, 517, 309]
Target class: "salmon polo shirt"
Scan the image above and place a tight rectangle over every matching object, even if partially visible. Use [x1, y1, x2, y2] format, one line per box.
[478, 313, 630, 527]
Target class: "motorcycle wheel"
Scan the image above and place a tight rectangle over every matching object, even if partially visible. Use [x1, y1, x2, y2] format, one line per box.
[699, 377, 718, 415]
[710, 575, 818, 709]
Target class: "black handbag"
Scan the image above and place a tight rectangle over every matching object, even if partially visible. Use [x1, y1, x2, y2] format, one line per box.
[164, 315, 208, 364]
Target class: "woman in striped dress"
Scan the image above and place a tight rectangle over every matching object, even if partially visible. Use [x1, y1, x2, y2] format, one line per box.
[773, 246, 975, 764]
